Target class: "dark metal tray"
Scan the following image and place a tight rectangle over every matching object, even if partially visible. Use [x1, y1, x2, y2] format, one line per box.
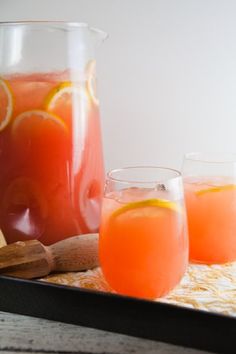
[0, 275, 235, 353]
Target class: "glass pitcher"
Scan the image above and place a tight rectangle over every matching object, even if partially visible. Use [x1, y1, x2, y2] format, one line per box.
[0, 21, 107, 245]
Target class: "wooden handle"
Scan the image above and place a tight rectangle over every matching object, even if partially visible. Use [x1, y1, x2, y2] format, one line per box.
[0, 230, 6, 248]
[0, 240, 53, 279]
[49, 233, 99, 272]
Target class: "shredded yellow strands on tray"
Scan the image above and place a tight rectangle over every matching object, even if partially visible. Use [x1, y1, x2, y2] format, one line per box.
[41, 263, 236, 316]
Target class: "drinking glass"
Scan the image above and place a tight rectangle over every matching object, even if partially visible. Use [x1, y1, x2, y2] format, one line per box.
[183, 153, 236, 264]
[99, 166, 188, 299]
[0, 21, 107, 245]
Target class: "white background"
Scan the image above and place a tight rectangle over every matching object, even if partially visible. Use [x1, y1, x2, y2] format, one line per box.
[1, 0, 236, 171]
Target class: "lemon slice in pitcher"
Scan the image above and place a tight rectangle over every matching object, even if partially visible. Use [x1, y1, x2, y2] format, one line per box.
[45, 82, 78, 109]
[86, 60, 99, 106]
[12, 109, 67, 135]
[45, 82, 89, 123]
[11, 110, 68, 154]
[0, 78, 14, 131]
[112, 199, 182, 218]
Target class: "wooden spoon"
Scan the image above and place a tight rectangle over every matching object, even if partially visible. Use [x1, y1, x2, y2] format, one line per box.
[0, 233, 99, 279]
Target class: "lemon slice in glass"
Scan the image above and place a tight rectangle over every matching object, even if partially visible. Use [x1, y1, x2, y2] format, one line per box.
[196, 184, 236, 196]
[112, 198, 182, 218]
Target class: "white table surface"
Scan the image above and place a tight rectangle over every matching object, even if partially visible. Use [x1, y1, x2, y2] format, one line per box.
[0, 311, 210, 354]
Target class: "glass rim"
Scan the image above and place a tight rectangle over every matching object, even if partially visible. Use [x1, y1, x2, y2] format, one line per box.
[107, 166, 181, 185]
[0, 21, 108, 41]
[184, 152, 236, 164]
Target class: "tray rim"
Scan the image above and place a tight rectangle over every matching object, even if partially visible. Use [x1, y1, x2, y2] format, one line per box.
[0, 274, 235, 354]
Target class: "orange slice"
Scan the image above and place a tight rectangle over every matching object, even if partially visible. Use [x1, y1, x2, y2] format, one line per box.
[196, 184, 236, 196]
[112, 199, 182, 218]
[86, 60, 99, 106]
[45, 82, 89, 123]
[0, 78, 13, 131]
